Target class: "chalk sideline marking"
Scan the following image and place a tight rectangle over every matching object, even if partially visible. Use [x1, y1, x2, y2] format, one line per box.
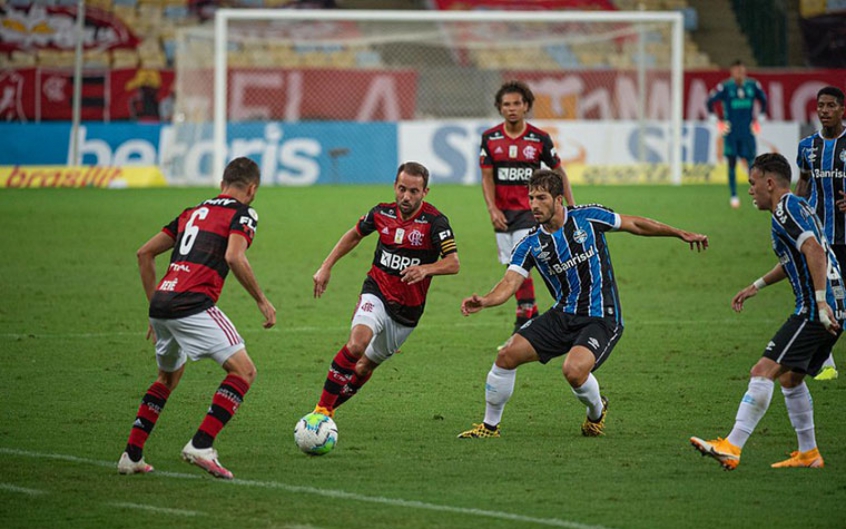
[0, 447, 612, 529]
[108, 501, 205, 517]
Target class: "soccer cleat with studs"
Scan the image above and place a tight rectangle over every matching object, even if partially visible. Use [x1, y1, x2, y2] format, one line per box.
[813, 365, 838, 381]
[313, 405, 335, 418]
[117, 452, 154, 475]
[181, 441, 233, 480]
[771, 448, 825, 469]
[581, 395, 608, 437]
[457, 423, 501, 439]
[690, 436, 741, 471]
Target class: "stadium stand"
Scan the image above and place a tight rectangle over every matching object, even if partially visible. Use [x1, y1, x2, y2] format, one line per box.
[0, 0, 715, 72]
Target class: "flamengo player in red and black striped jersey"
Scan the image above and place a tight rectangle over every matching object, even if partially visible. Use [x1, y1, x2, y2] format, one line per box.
[311, 162, 460, 420]
[118, 157, 276, 480]
[480, 80, 575, 338]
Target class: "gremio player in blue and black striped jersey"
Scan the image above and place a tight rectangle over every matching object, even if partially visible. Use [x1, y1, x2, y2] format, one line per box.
[795, 86, 846, 381]
[457, 169, 708, 439]
[692, 153, 844, 470]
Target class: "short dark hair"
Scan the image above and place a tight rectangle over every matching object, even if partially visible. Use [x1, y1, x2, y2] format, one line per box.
[817, 86, 845, 107]
[396, 161, 429, 188]
[222, 157, 260, 188]
[750, 153, 791, 186]
[528, 169, 563, 198]
[731, 59, 744, 67]
[495, 80, 535, 112]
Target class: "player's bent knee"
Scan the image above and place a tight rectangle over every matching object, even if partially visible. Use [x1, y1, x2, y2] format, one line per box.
[494, 349, 520, 370]
[345, 341, 367, 358]
[224, 349, 257, 384]
[562, 365, 588, 387]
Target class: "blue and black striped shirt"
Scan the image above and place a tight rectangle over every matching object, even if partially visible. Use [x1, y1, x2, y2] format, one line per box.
[771, 193, 846, 322]
[796, 129, 846, 245]
[509, 204, 623, 325]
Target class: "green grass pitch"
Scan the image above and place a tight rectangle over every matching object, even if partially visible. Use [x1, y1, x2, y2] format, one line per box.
[0, 184, 843, 529]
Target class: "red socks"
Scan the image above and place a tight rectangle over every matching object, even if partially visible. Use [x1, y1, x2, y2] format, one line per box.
[193, 374, 250, 449]
[126, 381, 171, 461]
[318, 346, 358, 410]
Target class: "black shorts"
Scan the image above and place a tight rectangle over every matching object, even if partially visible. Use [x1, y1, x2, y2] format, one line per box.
[497, 209, 536, 233]
[516, 309, 623, 370]
[765, 315, 841, 375]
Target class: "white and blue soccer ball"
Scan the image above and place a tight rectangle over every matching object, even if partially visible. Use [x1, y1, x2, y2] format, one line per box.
[294, 413, 338, 455]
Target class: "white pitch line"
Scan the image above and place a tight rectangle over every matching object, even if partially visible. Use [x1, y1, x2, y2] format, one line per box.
[109, 501, 205, 517]
[0, 482, 46, 495]
[0, 317, 770, 340]
[0, 447, 612, 529]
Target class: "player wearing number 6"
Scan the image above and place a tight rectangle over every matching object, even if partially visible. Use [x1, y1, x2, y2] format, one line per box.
[691, 153, 845, 471]
[118, 157, 276, 480]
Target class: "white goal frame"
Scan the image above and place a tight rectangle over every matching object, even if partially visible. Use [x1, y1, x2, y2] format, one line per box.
[212, 8, 685, 184]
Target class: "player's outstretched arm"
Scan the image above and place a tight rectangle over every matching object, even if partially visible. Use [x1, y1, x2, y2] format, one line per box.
[461, 270, 524, 316]
[401, 253, 459, 285]
[225, 234, 276, 329]
[137, 231, 175, 302]
[618, 215, 709, 251]
[313, 227, 364, 298]
[732, 264, 785, 313]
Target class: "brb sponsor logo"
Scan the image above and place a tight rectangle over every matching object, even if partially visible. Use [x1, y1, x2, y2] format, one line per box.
[379, 250, 420, 271]
[73, 123, 321, 185]
[497, 167, 533, 182]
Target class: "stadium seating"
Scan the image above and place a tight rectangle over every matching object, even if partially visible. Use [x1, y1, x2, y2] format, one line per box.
[1, 0, 714, 72]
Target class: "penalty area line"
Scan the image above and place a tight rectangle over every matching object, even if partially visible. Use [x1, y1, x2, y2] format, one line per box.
[0, 447, 612, 529]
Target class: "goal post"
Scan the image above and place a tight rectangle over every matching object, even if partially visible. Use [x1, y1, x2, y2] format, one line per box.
[168, 8, 684, 186]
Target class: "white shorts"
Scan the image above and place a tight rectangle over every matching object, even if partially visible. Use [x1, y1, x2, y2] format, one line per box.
[496, 228, 532, 264]
[150, 306, 245, 372]
[351, 293, 414, 365]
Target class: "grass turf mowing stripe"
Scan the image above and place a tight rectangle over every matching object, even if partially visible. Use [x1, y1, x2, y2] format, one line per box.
[0, 447, 614, 529]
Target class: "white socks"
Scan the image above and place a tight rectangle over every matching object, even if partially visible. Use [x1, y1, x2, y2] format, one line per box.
[821, 354, 836, 369]
[571, 373, 603, 421]
[727, 376, 774, 449]
[782, 382, 817, 452]
[483, 364, 516, 427]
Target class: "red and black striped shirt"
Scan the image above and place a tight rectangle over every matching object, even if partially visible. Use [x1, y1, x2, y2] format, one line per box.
[480, 122, 561, 231]
[357, 201, 457, 327]
[149, 195, 258, 319]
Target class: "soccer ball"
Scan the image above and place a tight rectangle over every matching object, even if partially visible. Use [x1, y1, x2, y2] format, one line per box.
[294, 413, 338, 455]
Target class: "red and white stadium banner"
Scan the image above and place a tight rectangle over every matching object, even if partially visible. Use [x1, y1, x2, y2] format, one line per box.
[184, 68, 419, 121]
[0, 5, 139, 52]
[0, 68, 175, 122]
[0, 67, 416, 122]
[512, 70, 846, 122]
[685, 70, 846, 122]
[1, 66, 844, 123]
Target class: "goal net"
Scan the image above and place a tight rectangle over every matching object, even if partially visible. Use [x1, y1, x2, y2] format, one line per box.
[165, 9, 683, 186]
